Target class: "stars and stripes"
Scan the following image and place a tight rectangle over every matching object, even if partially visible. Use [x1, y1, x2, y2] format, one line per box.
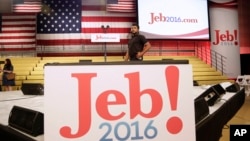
[36, 0, 136, 48]
[81, 0, 136, 44]
[0, 13, 37, 49]
[12, 0, 42, 13]
[36, 0, 83, 46]
[1, 0, 136, 54]
[106, 0, 136, 13]
[0, 0, 41, 51]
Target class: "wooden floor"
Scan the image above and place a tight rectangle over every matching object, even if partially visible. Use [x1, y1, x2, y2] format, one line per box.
[219, 95, 250, 141]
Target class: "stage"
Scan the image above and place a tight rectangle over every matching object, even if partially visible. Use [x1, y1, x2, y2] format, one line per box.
[0, 82, 246, 141]
[0, 91, 44, 141]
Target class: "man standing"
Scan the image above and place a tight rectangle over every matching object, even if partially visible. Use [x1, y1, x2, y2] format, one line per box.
[124, 23, 151, 61]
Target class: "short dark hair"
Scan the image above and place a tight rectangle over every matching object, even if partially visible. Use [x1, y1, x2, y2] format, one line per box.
[132, 23, 139, 29]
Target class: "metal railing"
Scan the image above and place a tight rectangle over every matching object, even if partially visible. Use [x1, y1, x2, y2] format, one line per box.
[195, 45, 227, 75]
[211, 50, 227, 75]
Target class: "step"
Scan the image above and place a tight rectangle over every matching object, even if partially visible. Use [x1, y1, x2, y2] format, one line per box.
[193, 75, 229, 81]
[193, 71, 222, 76]
[197, 80, 235, 86]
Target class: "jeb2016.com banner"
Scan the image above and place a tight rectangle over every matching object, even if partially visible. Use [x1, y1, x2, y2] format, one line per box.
[137, 0, 209, 39]
[44, 63, 195, 140]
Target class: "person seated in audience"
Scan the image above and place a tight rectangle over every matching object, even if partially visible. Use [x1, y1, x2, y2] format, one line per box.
[0, 58, 15, 91]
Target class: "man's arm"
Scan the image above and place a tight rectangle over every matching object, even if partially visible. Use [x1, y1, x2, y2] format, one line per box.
[137, 41, 151, 58]
[124, 50, 129, 61]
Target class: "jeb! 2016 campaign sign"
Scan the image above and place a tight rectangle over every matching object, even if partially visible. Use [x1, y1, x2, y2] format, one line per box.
[44, 62, 195, 141]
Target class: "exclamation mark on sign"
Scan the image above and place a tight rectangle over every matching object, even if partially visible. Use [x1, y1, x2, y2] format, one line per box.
[234, 30, 238, 46]
[165, 66, 183, 134]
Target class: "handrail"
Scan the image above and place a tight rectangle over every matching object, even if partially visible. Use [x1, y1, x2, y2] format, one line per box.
[1, 41, 198, 57]
[211, 50, 227, 75]
[195, 45, 227, 75]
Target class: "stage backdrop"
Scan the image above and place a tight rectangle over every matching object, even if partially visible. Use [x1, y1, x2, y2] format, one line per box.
[209, 0, 241, 78]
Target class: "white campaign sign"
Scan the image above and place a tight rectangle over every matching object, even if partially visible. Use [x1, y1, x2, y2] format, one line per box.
[91, 33, 120, 42]
[44, 64, 195, 141]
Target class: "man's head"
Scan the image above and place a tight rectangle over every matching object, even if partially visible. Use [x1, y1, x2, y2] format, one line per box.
[131, 23, 139, 34]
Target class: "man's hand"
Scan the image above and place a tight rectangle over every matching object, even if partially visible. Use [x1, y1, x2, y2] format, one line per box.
[136, 52, 143, 59]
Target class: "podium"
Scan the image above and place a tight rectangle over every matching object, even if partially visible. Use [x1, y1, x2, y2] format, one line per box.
[91, 33, 120, 62]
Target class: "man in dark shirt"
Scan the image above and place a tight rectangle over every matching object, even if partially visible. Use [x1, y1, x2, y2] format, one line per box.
[124, 23, 151, 61]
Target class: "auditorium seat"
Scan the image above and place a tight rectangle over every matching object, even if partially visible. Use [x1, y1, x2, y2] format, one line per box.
[0, 56, 234, 89]
[26, 75, 44, 80]
[30, 71, 44, 75]
[22, 80, 44, 84]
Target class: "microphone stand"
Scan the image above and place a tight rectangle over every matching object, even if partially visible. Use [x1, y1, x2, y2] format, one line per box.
[101, 25, 109, 62]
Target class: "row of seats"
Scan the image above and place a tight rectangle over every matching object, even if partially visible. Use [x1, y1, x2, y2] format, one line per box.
[0, 56, 233, 90]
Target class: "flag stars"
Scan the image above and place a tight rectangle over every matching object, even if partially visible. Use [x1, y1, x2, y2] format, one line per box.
[37, 0, 81, 33]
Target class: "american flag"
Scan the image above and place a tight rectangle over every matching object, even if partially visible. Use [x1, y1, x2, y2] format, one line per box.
[13, 0, 42, 13]
[36, 0, 82, 47]
[1, 0, 136, 53]
[0, 0, 41, 51]
[36, 0, 136, 51]
[106, 0, 136, 13]
[81, 0, 136, 44]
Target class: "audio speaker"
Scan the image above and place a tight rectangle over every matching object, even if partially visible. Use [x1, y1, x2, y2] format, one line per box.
[226, 83, 240, 92]
[8, 106, 44, 137]
[194, 97, 209, 124]
[21, 83, 44, 95]
[212, 84, 226, 96]
[195, 86, 220, 106]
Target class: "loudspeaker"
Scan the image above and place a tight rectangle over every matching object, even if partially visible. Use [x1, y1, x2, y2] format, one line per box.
[194, 97, 209, 124]
[195, 86, 220, 106]
[21, 83, 44, 95]
[212, 84, 226, 96]
[226, 83, 240, 92]
[8, 106, 44, 137]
